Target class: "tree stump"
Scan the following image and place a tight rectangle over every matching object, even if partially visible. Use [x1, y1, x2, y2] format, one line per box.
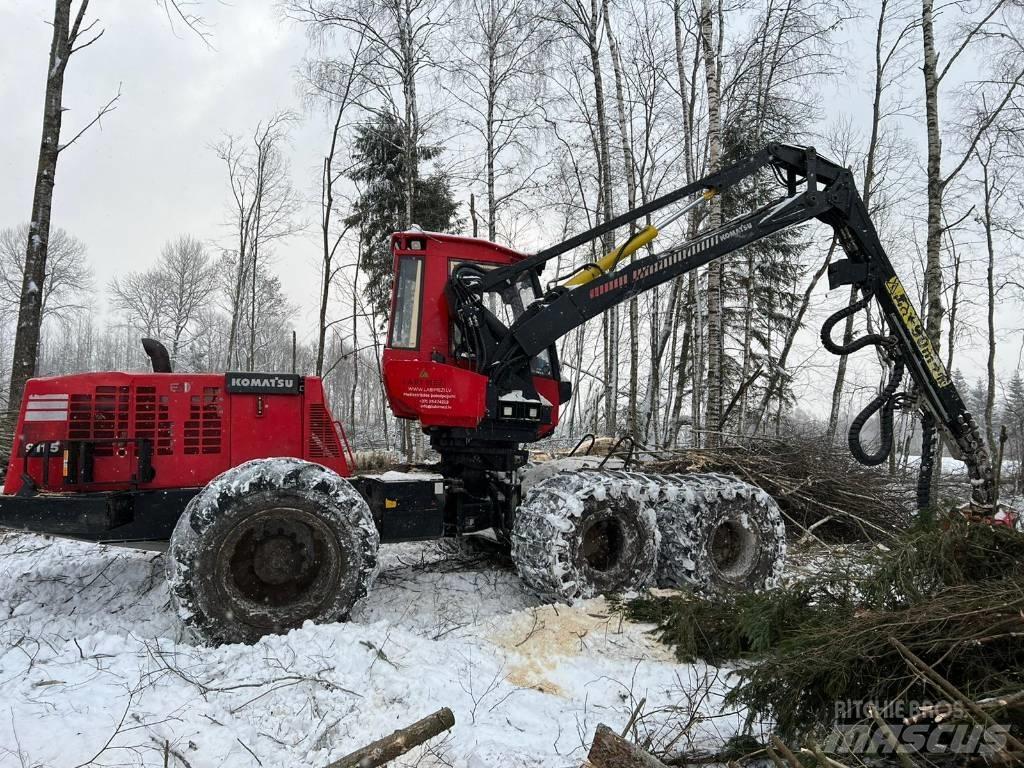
[586, 723, 668, 768]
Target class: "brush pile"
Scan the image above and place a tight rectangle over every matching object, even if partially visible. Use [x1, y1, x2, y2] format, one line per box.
[627, 516, 1024, 745]
[648, 435, 910, 542]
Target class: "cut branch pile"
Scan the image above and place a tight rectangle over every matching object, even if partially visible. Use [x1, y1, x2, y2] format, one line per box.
[648, 435, 911, 541]
[627, 517, 1024, 743]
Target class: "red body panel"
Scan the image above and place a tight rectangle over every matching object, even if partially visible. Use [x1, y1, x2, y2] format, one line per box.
[3, 372, 350, 495]
[381, 231, 564, 433]
[383, 360, 489, 428]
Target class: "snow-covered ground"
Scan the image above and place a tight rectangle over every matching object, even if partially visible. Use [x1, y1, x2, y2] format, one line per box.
[0, 531, 753, 767]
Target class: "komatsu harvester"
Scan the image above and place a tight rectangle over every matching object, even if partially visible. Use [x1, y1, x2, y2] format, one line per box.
[0, 145, 995, 643]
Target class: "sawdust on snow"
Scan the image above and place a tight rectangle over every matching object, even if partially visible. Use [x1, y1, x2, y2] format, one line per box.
[487, 595, 678, 696]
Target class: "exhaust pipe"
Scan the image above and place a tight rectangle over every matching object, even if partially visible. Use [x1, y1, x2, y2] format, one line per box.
[142, 338, 173, 373]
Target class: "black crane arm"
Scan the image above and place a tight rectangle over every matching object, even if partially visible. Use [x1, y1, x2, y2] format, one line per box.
[449, 143, 994, 509]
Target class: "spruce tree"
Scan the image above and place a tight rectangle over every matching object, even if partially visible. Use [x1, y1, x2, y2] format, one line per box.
[346, 111, 460, 316]
[716, 113, 806, 430]
[1003, 371, 1024, 484]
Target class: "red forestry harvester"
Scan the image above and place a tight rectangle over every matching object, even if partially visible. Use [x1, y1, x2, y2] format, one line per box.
[0, 145, 997, 644]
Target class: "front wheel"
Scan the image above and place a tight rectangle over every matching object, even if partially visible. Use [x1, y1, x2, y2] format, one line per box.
[166, 458, 379, 645]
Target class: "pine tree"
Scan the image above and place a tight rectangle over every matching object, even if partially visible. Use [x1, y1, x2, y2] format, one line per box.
[346, 111, 460, 315]
[1004, 373, 1024, 428]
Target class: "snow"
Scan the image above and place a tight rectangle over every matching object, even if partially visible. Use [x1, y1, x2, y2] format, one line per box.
[500, 390, 552, 406]
[905, 455, 1022, 476]
[906, 455, 971, 475]
[0, 530, 753, 767]
[364, 470, 445, 482]
[520, 456, 622, 493]
[759, 192, 801, 224]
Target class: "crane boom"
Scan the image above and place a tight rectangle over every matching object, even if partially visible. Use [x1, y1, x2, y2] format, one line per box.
[447, 143, 995, 510]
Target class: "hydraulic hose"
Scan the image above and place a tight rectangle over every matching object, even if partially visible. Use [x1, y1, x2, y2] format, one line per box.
[847, 356, 903, 466]
[820, 291, 890, 355]
[820, 288, 904, 466]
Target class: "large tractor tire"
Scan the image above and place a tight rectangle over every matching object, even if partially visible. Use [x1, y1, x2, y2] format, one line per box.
[655, 473, 785, 594]
[166, 458, 379, 645]
[511, 470, 660, 600]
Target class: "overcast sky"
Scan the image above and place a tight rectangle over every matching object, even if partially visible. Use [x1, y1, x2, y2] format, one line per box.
[0, 0, 332, 331]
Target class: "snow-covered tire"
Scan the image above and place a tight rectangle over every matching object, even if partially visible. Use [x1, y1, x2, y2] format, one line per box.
[656, 473, 785, 594]
[511, 471, 660, 600]
[166, 458, 379, 645]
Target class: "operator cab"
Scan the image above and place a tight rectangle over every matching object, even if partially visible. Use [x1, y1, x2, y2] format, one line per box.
[381, 231, 568, 443]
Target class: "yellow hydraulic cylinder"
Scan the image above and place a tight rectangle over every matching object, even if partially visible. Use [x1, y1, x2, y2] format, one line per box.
[564, 224, 659, 287]
[562, 188, 716, 288]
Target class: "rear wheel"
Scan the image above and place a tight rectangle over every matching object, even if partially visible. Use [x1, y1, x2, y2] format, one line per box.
[166, 458, 379, 644]
[511, 471, 660, 600]
[656, 473, 785, 594]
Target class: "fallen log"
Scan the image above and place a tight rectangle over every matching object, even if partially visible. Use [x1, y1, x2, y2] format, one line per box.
[586, 724, 668, 768]
[325, 707, 455, 768]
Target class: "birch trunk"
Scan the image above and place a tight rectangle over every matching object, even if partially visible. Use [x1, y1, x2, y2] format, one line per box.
[586, 0, 615, 433]
[401, 0, 419, 228]
[602, 0, 639, 437]
[485, 19, 497, 240]
[980, 158, 998, 453]
[921, 0, 944, 502]
[668, 0, 701, 445]
[700, 0, 724, 448]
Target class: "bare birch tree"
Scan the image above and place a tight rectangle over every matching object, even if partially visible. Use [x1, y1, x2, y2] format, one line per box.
[109, 235, 217, 365]
[699, 0, 724, 448]
[973, 134, 1011, 454]
[0, 224, 93, 324]
[826, 0, 916, 444]
[216, 113, 302, 370]
[449, 0, 549, 241]
[7, 0, 116, 412]
[302, 33, 370, 376]
[918, 0, 1023, 495]
[7, 0, 205, 412]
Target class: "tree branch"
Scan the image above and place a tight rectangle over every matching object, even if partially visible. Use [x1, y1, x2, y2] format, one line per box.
[58, 84, 121, 154]
[942, 67, 1024, 187]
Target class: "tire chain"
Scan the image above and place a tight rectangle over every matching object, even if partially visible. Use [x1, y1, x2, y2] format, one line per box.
[511, 468, 785, 598]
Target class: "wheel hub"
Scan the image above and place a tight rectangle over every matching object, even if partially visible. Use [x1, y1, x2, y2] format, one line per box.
[709, 518, 758, 580]
[223, 509, 329, 608]
[581, 517, 624, 572]
[252, 536, 305, 585]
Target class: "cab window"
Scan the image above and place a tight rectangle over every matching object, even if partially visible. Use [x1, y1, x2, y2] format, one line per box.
[389, 257, 424, 349]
